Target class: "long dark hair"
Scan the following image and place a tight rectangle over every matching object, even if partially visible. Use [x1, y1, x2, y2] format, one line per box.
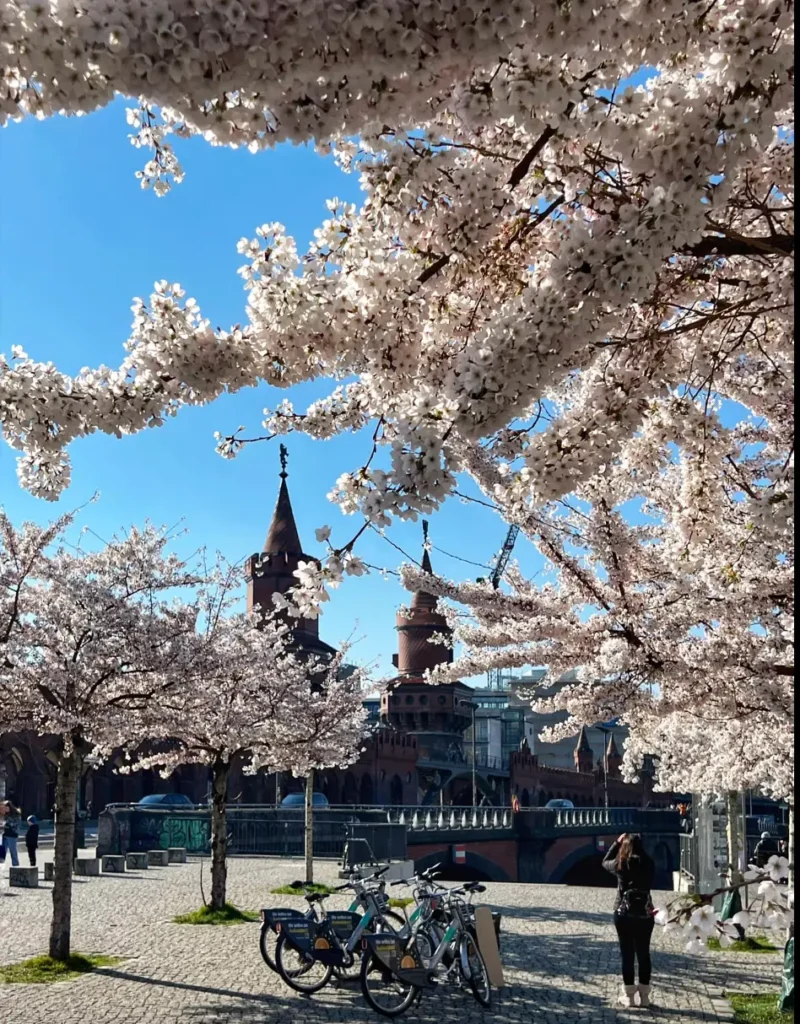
[616, 832, 646, 871]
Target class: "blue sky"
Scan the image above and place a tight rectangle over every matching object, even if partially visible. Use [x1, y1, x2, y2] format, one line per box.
[0, 98, 548, 680]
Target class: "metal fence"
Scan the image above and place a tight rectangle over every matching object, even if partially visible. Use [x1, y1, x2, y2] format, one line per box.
[680, 832, 698, 883]
[98, 802, 681, 859]
[99, 806, 408, 859]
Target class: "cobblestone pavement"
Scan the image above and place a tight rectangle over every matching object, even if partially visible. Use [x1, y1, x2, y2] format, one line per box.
[0, 854, 782, 1023]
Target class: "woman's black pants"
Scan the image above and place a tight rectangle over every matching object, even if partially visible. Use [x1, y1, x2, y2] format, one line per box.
[614, 914, 654, 985]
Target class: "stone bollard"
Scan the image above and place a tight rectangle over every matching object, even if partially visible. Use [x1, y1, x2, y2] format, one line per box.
[73, 857, 100, 876]
[146, 850, 170, 867]
[9, 866, 38, 888]
[44, 862, 55, 881]
[125, 852, 149, 870]
[167, 847, 187, 864]
[101, 855, 125, 873]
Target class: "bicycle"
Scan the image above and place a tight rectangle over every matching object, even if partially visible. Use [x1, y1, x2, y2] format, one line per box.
[272, 866, 405, 994]
[359, 878, 493, 1016]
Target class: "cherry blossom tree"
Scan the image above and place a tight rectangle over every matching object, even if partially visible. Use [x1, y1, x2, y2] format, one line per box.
[0, 514, 199, 960]
[123, 563, 367, 908]
[399, 427, 793, 804]
[0, 0, 793, 847]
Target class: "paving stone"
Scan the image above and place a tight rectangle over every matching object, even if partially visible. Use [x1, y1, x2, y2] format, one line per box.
[0, 856, 781, 1023]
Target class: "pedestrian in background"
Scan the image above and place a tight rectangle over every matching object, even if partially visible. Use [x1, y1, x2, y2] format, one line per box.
[603, 832, 656, 1008]
[1, 801, 21, 866]
[754, 831, 779, 868]
[25, 815, 39, 867]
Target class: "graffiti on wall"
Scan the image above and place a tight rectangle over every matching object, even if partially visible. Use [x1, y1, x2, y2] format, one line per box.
[130, 813, 210, 853]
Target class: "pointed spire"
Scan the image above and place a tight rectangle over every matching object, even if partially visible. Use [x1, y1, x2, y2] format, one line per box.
[412, 520, 436, 608]
[606, 731, 620, 757]
[575, 726, 593, 753]
[264, 445, 303, 555]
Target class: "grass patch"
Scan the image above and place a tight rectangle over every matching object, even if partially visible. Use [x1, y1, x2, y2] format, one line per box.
[389, 897, 414, 909]
[173, 903, 259, 925]
[0, 954, 121, 985]
[708, 935, 779, 954]
[728, 992, 793, 1023]
[270, 883, 335, 897]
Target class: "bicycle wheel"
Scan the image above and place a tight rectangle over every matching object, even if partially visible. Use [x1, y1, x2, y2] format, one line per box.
[358, 930, 434, 1017]
[460, 932, 492, 1007]
[333, 909, 406, 982]
[274, 932, 333, 994]
[259, 926, 277, 972]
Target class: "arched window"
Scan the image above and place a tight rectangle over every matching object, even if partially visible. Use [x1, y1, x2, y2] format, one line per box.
[343, 772, 358, 805]
[359, 774, 374, 805]
[390, 774, 403, 805]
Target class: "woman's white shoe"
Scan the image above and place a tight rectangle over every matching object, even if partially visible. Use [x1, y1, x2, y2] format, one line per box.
[619, 984, 638, 1006]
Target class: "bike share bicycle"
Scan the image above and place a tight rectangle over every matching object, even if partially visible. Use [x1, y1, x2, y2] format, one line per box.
[360, 866, 496, 1016]
[259, 865, 405, 993]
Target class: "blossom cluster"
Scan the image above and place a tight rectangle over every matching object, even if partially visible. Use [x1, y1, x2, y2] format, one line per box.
[655, 856, 793, 953]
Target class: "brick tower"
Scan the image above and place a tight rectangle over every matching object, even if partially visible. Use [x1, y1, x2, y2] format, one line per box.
[574, 726, 594, 774]
[381, 524, 473, 764]
[604, 731, 622, 777]
[245, 446, 336, 660]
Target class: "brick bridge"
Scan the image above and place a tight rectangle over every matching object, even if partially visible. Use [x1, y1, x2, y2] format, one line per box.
[392, 806, 680, 887]
[98, 804, 680, 888]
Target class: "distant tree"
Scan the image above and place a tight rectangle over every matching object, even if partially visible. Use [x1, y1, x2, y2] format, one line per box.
[123, 563, 367, 908]
[0, 511, 198, 960]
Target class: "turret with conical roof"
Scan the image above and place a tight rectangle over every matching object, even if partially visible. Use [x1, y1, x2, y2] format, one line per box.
[381, 522, 472, 766]
[574, 726, 594, 774]
[246, 446, 336, 660]
[394, 523, 454, 677]
[605, 731, 622, 777]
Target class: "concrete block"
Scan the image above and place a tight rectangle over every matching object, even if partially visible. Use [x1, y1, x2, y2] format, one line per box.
[44, 862, 55, 881]
[125, 852, 149, 870]
[146, 849, 169, 867]
[9, 866, 38, 888]
[73, 857, 100, 876]
[101, 855, 125, 873]
[167, 847, 187, 864]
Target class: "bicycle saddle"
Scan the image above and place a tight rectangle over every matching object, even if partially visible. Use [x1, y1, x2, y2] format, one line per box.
[305, 892, 328, 904]
[465, 882, 487, 893]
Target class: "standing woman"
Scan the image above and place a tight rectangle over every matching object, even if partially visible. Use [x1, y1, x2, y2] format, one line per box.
[1, 801, 21, 867]
[603, 832, 656, 1007]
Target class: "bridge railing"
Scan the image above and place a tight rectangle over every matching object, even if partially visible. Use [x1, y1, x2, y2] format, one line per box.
[518, 806, 681, 836]
[386, 807, 514, 831]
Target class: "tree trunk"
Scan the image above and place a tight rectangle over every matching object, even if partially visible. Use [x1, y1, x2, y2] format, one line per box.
[789, 804, 795, 889]
[305, 769, 314, 884]
[49, 748, 79, 961]
[209, 761, 230, 912]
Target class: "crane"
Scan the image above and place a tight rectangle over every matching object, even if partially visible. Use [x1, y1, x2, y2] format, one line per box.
[488, 523, 520, 590]
[484, 523, 520, 690]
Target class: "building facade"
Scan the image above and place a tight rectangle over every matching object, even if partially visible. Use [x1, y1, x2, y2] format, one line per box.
[1, 458, 665, 816]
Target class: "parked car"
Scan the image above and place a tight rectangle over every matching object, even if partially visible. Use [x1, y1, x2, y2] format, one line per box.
[136, 793, 195, 808]
[545, 798, 575, 809]
[281, 792, 330, 808]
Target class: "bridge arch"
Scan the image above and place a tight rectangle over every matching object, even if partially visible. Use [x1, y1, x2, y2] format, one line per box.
[413, 849, 512, 883]
[548, 840, 616, 886]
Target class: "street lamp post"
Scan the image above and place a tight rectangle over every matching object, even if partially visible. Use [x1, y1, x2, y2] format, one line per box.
[596, 726, 610, 809]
